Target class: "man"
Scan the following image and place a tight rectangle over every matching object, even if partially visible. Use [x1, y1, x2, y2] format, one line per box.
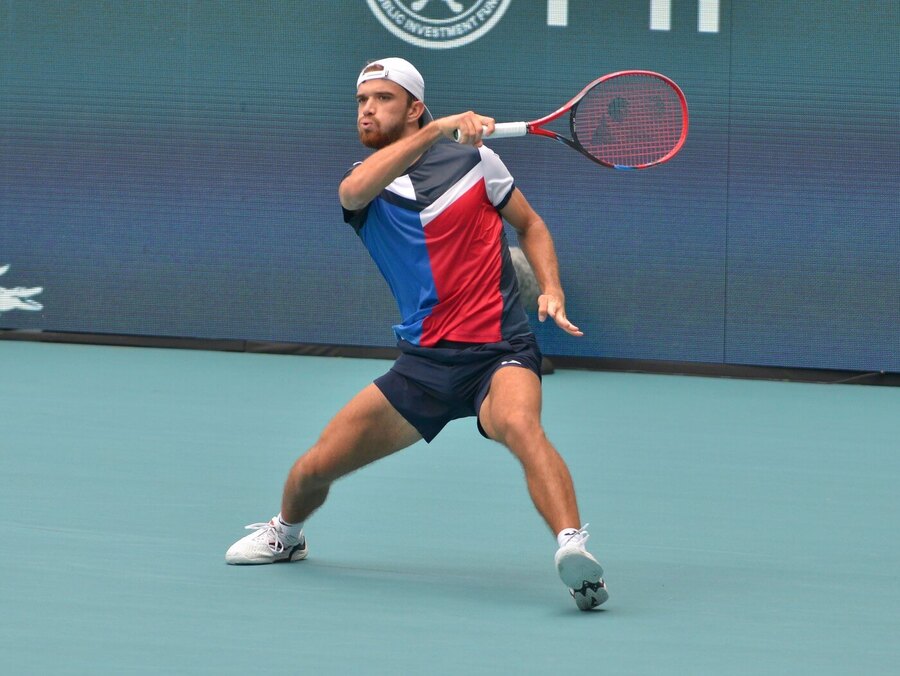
[226, 58, 607, 610]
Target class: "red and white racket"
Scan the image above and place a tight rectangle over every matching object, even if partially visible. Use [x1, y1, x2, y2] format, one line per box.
[456, 71, 688, 170]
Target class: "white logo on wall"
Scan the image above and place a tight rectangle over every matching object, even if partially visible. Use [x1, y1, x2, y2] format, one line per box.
[0, 265, 44, 313]
[366, 0, 512, 49]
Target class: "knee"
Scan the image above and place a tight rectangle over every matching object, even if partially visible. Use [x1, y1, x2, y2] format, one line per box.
[490, 409, 545, 449]
[289, 449, 334, 492]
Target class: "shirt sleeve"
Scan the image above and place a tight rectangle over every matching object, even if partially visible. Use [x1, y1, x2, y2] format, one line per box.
[477, 145, 516, 209]
[340, 162, 369, 231]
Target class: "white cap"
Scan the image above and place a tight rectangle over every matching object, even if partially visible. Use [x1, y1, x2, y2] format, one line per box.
[357, 57, 433, 123]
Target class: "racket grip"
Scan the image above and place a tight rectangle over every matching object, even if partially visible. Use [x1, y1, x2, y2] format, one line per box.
[453, 122, 527, 142]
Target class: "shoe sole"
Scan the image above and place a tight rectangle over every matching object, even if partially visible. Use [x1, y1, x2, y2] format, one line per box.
[281, 543, 309, 563]
[556, 549, 608, 610]
[226, 541, 309, 565]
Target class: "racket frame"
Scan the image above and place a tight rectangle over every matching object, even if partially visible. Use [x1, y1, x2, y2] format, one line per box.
[504, 70, 689, 170]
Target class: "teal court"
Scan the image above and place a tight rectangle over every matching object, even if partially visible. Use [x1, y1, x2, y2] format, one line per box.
[1, 340, 897, 674]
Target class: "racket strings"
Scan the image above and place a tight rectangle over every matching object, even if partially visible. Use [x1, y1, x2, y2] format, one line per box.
[573, 75, 684, 167]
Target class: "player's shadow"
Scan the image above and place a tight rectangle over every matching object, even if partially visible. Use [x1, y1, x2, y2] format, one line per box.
[291, 557, 610, 615]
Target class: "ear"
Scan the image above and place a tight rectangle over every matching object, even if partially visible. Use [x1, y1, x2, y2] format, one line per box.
[408, 99, 426, 125]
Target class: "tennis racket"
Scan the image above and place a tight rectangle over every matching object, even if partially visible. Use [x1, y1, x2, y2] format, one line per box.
[455, 70, 688, 170]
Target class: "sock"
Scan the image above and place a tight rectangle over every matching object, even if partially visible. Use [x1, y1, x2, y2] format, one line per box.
[276, 513, 304, 539]
[557, 528, 582, 548]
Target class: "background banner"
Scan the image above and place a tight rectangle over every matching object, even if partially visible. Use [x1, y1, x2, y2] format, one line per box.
[1, 1, 897, 371]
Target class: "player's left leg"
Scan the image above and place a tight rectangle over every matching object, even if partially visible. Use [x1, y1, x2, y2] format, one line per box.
[478, 366, 578, 531]
[478, 366, 608, 610]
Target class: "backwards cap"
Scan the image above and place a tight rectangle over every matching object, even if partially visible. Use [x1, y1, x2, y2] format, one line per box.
[357, 57, 433, 123]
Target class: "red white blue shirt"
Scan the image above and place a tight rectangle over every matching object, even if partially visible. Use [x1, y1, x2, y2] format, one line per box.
[342, 140, 532, 347]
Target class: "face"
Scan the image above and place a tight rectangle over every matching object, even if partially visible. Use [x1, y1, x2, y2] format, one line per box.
[355, 79, 419, 149]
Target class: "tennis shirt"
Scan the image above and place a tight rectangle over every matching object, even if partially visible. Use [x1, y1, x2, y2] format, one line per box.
[342, 140, 533, 348]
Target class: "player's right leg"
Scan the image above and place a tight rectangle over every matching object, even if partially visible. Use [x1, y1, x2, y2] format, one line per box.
[225, 383, 422, 564]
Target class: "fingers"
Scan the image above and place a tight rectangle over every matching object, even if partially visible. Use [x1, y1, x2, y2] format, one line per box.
[442, 111, 495, 146]
[538, 295, 584, 337]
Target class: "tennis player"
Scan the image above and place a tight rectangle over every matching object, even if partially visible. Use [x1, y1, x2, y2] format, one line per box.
[226, 58, 607, 610]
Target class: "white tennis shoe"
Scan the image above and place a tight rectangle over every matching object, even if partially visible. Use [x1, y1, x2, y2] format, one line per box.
[555, 525, 608, 610]
[225, 518, 308, 565]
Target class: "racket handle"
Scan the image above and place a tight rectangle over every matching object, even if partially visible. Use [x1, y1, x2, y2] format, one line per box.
[453, 122, 527, 142]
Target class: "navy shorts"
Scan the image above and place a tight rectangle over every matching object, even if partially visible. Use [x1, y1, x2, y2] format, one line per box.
[374, 335, 543, 443]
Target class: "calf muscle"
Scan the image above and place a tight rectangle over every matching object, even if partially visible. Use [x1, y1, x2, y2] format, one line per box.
[280, 384, 421, 523]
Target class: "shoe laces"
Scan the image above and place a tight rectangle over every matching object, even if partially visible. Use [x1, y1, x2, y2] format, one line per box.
[561, 523, 590, 548]
[244, 520, 289, 554]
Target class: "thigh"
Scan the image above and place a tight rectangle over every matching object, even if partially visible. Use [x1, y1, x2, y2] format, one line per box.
[478, 366, 544, 447]
[304, 383, 423, 482]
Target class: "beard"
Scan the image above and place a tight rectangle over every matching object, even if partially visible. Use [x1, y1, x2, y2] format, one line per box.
[358, 117, 406, 149]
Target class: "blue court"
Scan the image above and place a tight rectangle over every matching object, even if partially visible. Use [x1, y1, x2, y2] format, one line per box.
[2, 340, 897, 674]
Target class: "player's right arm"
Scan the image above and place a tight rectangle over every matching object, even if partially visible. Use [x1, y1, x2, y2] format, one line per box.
[339, 124, 442, 211]
[339, 112, 495, 211]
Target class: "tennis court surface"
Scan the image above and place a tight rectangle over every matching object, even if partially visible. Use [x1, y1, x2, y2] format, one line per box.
[2, 340, 897, 674]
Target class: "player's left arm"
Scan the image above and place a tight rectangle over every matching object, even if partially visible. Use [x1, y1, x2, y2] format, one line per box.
[500, 189, 583, 337]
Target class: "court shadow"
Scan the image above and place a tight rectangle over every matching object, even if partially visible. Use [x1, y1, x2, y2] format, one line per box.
[288, 556, 564, 611]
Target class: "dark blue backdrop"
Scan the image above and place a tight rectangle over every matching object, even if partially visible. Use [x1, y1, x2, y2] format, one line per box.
[1, 1, 897, 371]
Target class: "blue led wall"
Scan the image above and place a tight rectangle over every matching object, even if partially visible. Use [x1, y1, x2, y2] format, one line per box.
[1, 1, 897, 371]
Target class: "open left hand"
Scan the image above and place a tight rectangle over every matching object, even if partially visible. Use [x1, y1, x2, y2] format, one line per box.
[538, 294, 583, 337]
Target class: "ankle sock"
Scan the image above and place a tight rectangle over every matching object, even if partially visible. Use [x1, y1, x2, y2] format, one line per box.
[276, 513, 304, 539]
